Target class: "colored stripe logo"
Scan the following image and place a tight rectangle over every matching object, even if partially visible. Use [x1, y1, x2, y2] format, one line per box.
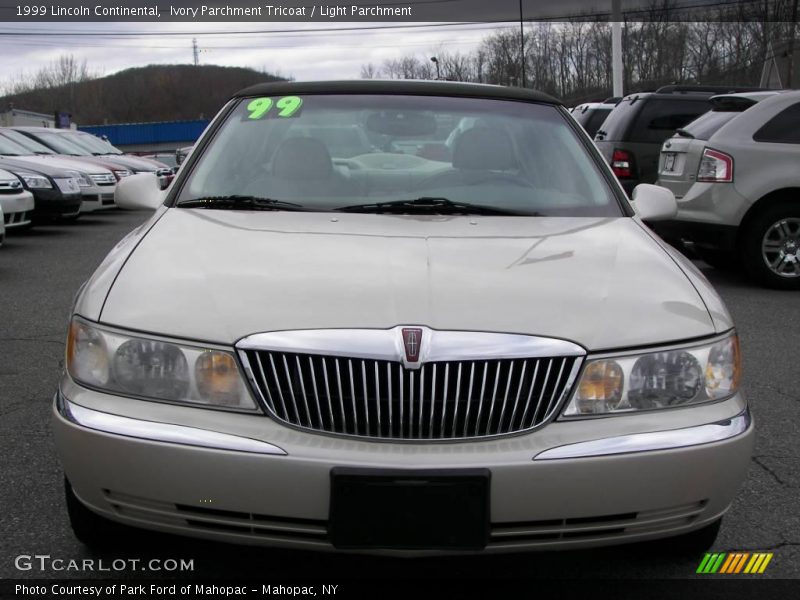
[697, 552, 773, 574]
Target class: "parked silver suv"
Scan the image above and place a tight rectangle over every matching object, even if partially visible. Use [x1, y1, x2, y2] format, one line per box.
[655, 90, 800, 289]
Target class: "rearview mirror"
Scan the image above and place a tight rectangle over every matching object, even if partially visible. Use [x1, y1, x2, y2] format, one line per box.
[631, 184, 677, 221]
[115, 172, 163, 210]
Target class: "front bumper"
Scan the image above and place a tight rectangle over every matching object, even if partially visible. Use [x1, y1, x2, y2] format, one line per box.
[80, 190, 117, 213]
[31, 190, 82, 219]
[54, 379, 754, 555]
[0, 192, 35, 228]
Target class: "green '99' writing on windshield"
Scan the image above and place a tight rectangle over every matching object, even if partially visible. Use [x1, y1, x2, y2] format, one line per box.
[246, 96, 303, 119]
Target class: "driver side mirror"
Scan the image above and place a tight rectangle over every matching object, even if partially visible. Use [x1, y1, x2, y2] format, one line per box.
[631, 184, 677, 221]
[115, 172, 163, 210]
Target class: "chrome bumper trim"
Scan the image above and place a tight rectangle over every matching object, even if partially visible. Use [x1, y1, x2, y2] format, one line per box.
[533, 408, 751, 461]
[55, 393, 287, 456]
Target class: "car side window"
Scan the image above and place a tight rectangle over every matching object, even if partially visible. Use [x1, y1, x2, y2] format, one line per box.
[630, 99, 711, 143]
[753, 102, 800, 144]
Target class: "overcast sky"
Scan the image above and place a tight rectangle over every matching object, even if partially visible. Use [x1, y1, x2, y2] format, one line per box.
[0, 21, 509, 83]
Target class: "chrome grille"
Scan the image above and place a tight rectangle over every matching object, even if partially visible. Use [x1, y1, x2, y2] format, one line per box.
[89, 173, 116, 186]
[0, 179, 22, 194]
[242, 350, 579, 440]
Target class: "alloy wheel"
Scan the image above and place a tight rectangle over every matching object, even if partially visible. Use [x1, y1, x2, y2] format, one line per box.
[761, 217, 800, 278]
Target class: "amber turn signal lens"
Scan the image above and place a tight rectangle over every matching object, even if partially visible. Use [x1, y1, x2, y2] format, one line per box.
[575, 360, 624, 412]
[195, 351, 241, 405]
[705, 334, 741, 399]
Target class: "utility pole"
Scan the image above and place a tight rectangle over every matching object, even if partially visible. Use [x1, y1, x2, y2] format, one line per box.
[519, 0, 526, 87]
[787, 0, 798, 88]
[612, 0, 623, 97]
[192, 38, 199, 66]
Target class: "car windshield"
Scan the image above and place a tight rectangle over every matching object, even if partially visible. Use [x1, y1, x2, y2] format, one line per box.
[0, 135, 34, 156]
[1, 129, 55, 154]
[179, 94, 620, 216]
[680, 110, 742, 141]
[29, 132, 92, 156]
[71, 132, 124, 155]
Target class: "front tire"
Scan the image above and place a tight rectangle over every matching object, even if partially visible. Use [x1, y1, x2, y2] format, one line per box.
[741, 202, 800, 289]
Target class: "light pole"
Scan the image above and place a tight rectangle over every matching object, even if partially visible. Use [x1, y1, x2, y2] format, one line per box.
[430, 56, 440, 80]
[519, 0, 526, 87]
[612, 0, 623, 97]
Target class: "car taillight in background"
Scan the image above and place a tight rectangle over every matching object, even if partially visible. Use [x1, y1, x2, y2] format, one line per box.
[697, 148, 734, 183]
[611, 149, 635, 179]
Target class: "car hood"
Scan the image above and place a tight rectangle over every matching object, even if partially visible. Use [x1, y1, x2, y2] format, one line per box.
[9, 154, 113, 176]
[128, 155, 169, 170]
[98, 209, 721, 351]
[99, 154, 163, 172]
[0, 155, 77, 177]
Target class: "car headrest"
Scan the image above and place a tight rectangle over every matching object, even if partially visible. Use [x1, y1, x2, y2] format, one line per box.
[273, 137, 333, 180]
[452, 126, 518, 171]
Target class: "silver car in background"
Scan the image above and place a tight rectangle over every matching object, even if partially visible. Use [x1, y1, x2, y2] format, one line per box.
[655, 90, 800, 288]
[0, 167, 35, 230]
[55, 81, 752, 556]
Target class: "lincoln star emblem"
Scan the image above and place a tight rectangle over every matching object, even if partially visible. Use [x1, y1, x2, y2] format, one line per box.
[401, 328, 423, 362]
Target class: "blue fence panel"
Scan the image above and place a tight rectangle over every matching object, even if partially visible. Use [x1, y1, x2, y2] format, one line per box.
[79, 120, 210, 146]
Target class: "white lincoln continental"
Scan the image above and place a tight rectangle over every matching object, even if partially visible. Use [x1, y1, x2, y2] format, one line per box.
[54, 80, 752, 554]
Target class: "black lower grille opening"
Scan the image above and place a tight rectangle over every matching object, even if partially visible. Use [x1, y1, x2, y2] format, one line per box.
[563, 528, 626, 539]
[494, 518, 564, 528]
[176, 504, 247, 520]
[185, 519, 250, 534]
[565, 512, 637, 525]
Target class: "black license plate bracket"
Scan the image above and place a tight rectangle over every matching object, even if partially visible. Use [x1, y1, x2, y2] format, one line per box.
[329, 467, 490, 550]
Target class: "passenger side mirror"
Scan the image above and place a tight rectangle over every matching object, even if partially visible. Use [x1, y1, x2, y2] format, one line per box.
[115, 172, 163, 210]
[631, 184, 677, 221]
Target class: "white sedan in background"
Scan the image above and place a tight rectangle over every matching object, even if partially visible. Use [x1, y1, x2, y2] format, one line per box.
[0, 168, 35, 235]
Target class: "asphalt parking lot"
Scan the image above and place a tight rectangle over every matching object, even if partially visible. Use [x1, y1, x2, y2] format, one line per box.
[0, 209, 797, 581]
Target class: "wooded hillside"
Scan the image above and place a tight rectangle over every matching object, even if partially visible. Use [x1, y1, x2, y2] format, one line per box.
[1, 63, 286, 124]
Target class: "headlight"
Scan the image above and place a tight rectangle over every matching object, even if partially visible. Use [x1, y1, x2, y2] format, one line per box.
[19, 173, 52, 189]
[66, 318, 257, 411]
[67, 171, 93, 188]
[113, 169, 131, 179]
[563, 333, 741, 417]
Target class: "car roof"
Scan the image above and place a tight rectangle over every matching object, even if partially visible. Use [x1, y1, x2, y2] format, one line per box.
[573, 102, 613, 112]
[710, 90, 782, 102]
[12, 126, 72, 133]
[234, 79, 562, 105]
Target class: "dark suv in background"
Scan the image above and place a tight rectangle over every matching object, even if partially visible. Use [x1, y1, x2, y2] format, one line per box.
[570, 98, 620, 138]
[594, 85, 768, 195]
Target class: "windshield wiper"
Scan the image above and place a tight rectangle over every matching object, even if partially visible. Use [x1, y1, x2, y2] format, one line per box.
[335, 197, 526, 216]
[176, 195, 308, 211]
[675, 129, 695, 139]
